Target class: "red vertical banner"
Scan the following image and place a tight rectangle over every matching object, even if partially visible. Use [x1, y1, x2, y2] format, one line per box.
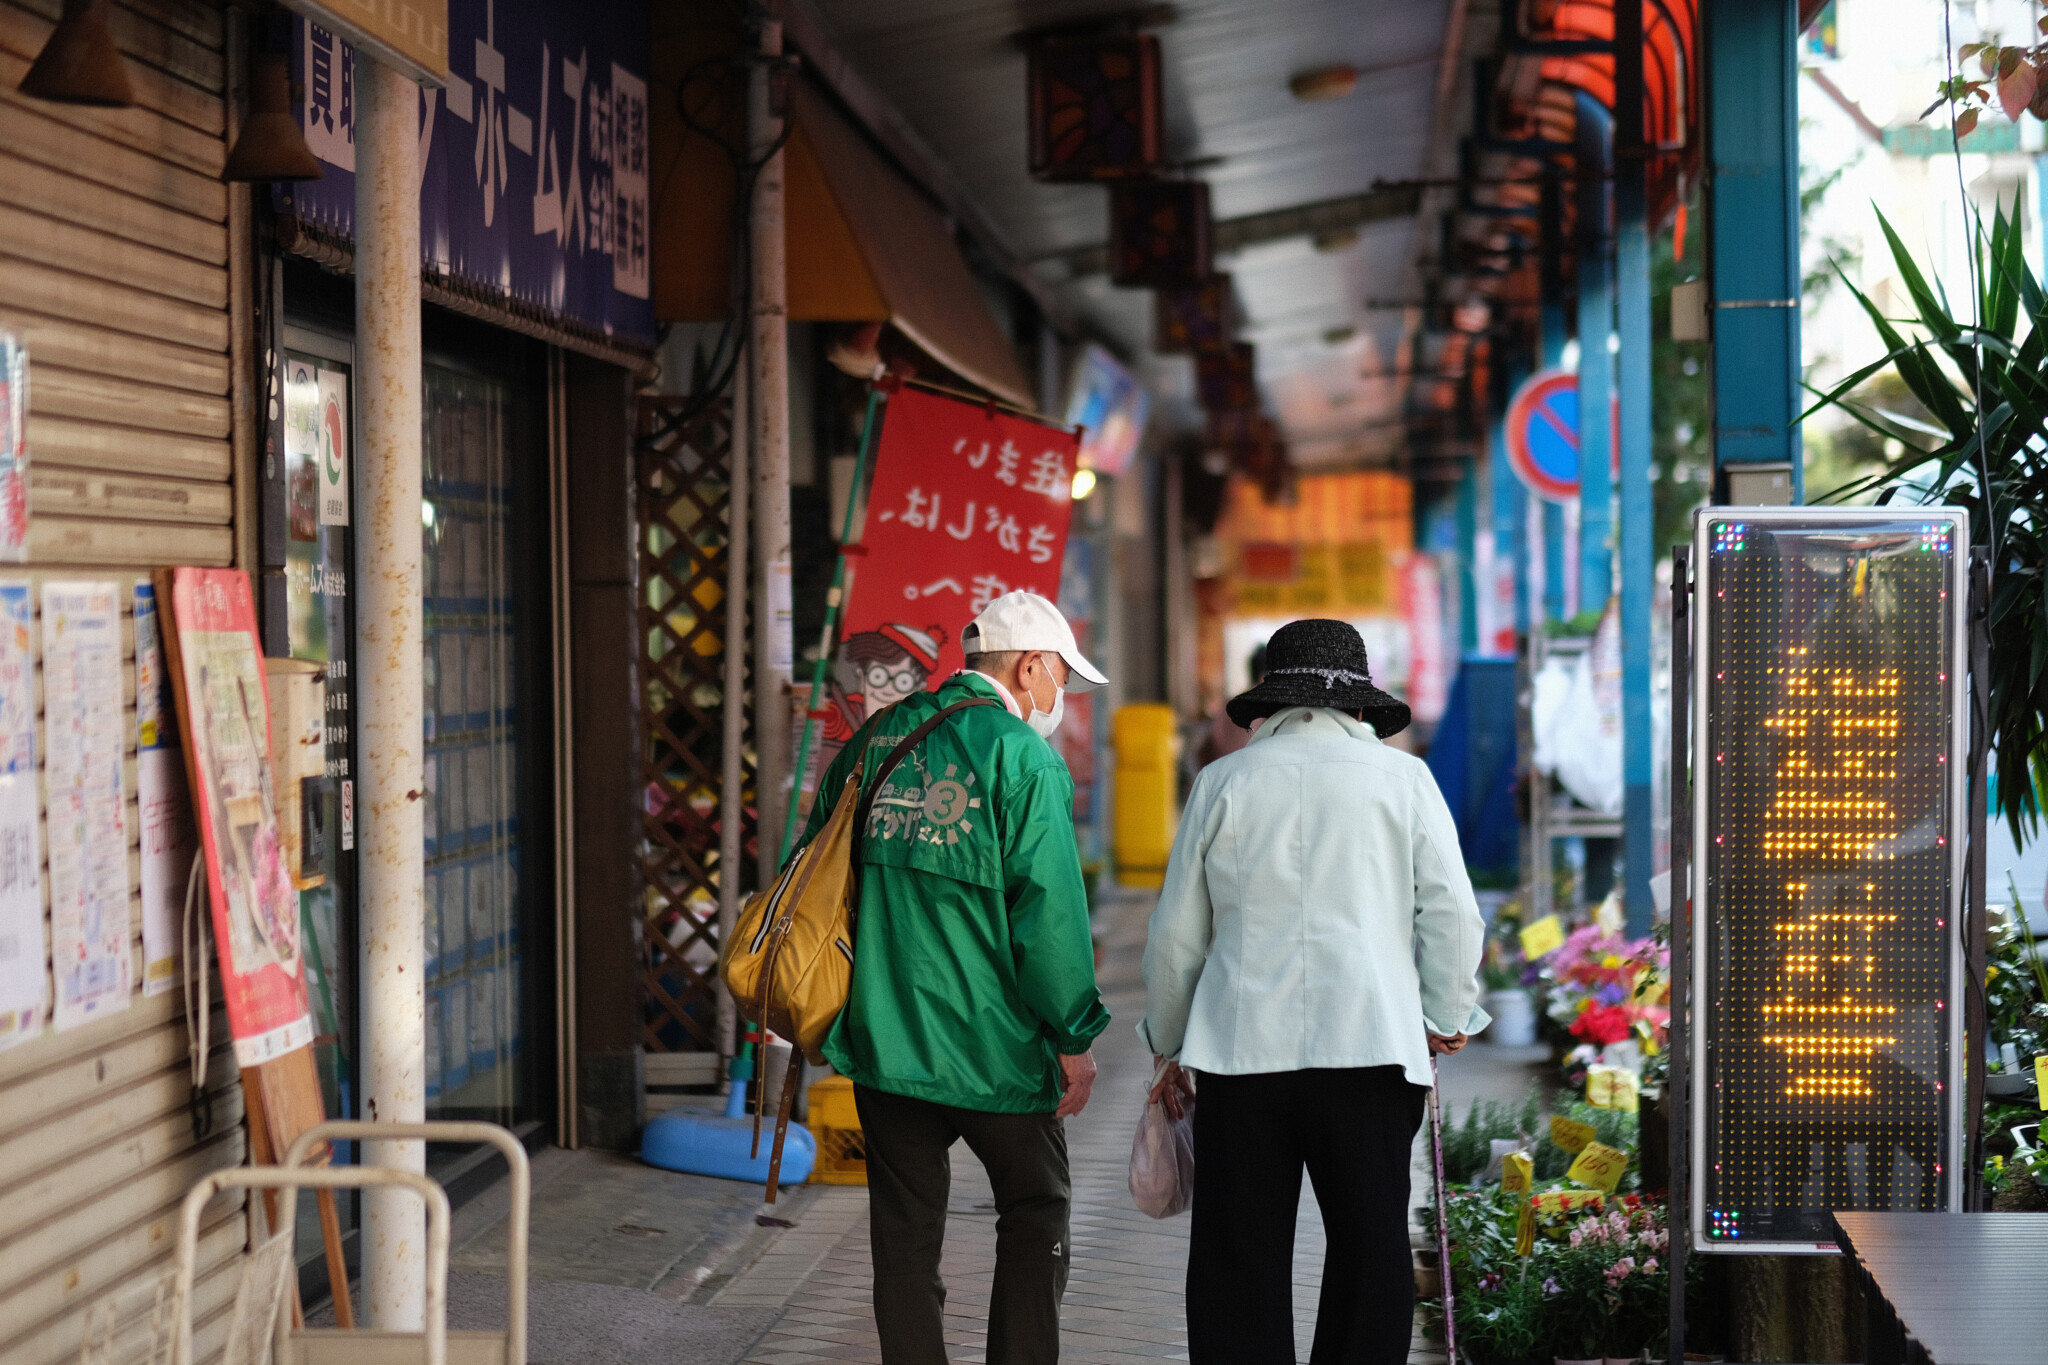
[841, 387, 1080, 702]
[160, 568, 312, 1066]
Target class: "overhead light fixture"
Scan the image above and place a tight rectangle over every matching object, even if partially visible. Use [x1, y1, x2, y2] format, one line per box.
[18, 0, 133, 107]
[224, 52, 323, 182]
[1289, 65, 1358, 102]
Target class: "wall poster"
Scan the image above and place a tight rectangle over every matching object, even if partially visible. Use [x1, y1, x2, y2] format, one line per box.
[136, 583, 197, 997]
[829, 385, 1079, 780]
[160, 568, 312, 1065]
[45, 582, 132, 1030]
[0, 584, 40, 1047]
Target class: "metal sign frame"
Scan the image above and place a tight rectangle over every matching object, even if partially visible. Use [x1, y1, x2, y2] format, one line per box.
[1688, 505, 1969, 1255]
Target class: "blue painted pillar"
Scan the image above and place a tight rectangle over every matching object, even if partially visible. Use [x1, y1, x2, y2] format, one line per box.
[1615, 0, 1655, 934]
[1457, 452, 1480, 654]
[1494, 360, 1531, 638]
[1540, 303, 1569, 624]
[1575, 92, 1615, 613]
[1708, 0, 1803, 495]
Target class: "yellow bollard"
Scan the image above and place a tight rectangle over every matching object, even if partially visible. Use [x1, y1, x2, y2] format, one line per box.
[1112, 704, 1178, 887]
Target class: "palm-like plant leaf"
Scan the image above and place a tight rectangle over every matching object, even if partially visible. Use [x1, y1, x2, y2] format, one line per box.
[1808, 202, 2048, 841]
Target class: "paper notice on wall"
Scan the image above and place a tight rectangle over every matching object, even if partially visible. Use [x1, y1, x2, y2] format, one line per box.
[45, 581, 133, 1030]
[0, 584, 41, 1049]
[0, 332, 30, 563]
[316, 368, 349, 526]
[768, 557, 794, 674]
[136, 583, 195, 997]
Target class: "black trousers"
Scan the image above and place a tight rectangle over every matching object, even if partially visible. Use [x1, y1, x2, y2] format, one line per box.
[854, 1083, 1072, 1365]
[1187, 1066, 1427, 1365]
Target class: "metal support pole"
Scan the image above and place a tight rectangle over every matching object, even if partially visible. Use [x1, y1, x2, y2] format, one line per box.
[1966, 547, 1990, 1208]
[1493, 361, 1529, 640]
[1456, 448, 1480, 655]
[750, 18, 793, 887]
[354, 54, 426, 1332]
[1616, 0, 1656, 935]
[1667, 545, 1692, 1365]
[1574, 91, 1614, 615]
[1706, 0, 1804, 495]
[717, 361, 750, 1078]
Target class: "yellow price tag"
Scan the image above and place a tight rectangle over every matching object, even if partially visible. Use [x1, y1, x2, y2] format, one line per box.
[1531, 1189, 1605, 1215]
[1515, 1198, 1536, 1256]
[1501, 1150, 1533, 1194]
[1550, 1114, 1599, 1154]
[1567, 1140, 1631, 1194]
[2036, 1054, 2047, 1111]
[1519, 914, 1566, 959]
[1586, 1066, 1640, 1113]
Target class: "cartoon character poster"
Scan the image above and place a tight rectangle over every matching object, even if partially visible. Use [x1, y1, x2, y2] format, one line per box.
[159, 568, 312, 1066]
[804, 622, 946, 795]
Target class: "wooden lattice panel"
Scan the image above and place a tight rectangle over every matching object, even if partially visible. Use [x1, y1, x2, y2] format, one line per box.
[636, 397, 753, 1054]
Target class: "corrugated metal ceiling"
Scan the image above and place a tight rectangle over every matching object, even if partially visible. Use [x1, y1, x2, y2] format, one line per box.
[794, 0, 1466, 462]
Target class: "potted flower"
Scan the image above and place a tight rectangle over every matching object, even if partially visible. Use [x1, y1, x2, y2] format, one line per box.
[1481, 911, 1540, 1047]
[1538, 925, 1669, 1079]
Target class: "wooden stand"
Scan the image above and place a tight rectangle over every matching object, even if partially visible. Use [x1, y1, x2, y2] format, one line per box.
[241, 1043, 354, 1328]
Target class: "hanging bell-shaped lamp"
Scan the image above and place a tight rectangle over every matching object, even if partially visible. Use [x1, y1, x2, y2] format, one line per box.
[18, 0, 134, 107]
[224, 51, 323, 183]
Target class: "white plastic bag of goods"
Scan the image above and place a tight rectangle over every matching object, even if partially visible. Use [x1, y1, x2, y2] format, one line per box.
[1529, 654, 1574, 775]
[1128, 1065, 1196, 1219]
[1551, 600, 1624, 815]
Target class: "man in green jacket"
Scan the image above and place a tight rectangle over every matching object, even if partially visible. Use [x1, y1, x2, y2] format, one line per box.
[801, 590, 1110, 1365]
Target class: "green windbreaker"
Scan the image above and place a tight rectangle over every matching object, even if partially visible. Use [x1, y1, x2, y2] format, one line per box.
[800, 671, 1110, 1113]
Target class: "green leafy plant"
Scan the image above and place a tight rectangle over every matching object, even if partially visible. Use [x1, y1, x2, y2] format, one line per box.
[1805, 202, 2048, 841]
[1443, 1088, 1545, 1185]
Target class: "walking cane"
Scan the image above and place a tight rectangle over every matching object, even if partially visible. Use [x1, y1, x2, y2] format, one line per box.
[1428, 1054, 1457, 1364]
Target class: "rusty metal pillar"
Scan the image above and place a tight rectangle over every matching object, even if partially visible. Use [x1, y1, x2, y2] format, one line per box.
[354, 53, 427, 1330]
[750, 18, 793, 883]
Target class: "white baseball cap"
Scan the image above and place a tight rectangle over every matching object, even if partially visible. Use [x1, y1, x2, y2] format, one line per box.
[960, 590, 1107, 692]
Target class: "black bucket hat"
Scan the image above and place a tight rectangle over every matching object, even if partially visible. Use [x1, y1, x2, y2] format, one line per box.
[1225, 618, 1412, 737]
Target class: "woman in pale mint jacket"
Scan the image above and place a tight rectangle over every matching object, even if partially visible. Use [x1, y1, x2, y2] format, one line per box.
[1140, 618, 1489, 1365]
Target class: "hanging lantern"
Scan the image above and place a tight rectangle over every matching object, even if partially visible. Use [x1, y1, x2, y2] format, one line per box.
[18, 0, 133, 107]
[1109, 180, 1212, 288]
[1027, 34, 1163, 181]
[224, 52, 324, 183]
[1193, 341, 1256, 414]
[1154, 274, 1233, 355]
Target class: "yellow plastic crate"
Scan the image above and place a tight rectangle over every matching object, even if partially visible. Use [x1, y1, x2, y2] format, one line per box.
[806, 1075, 867, 1185]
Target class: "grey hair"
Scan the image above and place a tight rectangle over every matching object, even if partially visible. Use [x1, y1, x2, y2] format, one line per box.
[963, 648, 1029, 676]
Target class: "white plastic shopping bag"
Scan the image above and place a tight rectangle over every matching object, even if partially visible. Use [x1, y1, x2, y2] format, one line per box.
[1128, 1062, 1195, 1219]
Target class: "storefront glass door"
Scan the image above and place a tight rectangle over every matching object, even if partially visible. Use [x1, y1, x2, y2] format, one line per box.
[422, 363, 531, 1123]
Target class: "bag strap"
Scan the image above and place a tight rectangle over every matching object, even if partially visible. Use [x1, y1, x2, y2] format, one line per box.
[850, 697, 999, 842]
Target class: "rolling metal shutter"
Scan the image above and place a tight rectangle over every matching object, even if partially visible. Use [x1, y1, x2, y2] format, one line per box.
[0, 3, 251, 1361]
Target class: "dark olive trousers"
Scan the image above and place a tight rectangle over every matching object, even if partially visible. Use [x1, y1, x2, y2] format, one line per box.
[854, 1083, 1072, 1365]
[1187, 1065, 1428, 1365]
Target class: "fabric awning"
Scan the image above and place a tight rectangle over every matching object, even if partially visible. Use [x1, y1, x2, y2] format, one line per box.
[653, 77, 1034, 409]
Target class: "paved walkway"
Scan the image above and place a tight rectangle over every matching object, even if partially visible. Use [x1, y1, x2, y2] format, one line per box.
[696, 887, 1523, 1364]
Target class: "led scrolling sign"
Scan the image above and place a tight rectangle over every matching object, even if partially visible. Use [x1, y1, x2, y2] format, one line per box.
[1692, 510, 1968, 1253]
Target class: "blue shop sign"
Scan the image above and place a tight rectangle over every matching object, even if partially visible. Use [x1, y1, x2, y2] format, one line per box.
[285, 0, 654, 347]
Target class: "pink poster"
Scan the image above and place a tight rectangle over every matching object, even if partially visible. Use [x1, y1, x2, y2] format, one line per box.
[162, 569, 311, 1065]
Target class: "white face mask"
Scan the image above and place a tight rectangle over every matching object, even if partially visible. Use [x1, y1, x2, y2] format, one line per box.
[1023, 661, 1066, 738]
[1029, 685, 1065, 739]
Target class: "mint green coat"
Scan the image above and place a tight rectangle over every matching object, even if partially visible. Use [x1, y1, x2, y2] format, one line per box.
[1140, 705, 1490, 1088]
[802, 671, 1109, 1113]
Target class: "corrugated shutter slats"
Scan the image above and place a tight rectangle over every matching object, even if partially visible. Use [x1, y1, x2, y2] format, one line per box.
[0, 2, 248, 1360]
